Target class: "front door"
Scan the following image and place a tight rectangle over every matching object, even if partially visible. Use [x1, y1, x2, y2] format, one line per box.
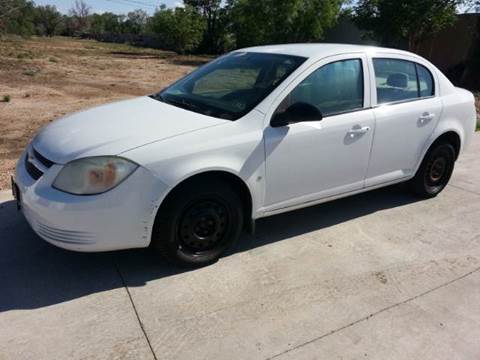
[263, 56, 375, 211]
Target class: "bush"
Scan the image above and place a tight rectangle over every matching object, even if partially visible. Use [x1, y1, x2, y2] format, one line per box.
[2, 95, 11, 102]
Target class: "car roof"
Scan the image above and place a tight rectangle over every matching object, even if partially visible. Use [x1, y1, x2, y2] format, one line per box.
[238, 43, 415, 60]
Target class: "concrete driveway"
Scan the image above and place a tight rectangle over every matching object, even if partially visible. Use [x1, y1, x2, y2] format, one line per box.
[1, 134, 479, 360]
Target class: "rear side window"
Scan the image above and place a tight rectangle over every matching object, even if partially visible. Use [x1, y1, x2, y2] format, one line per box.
[416, 63, 434, 97]
[287, 59, 364, 116]
[373, 58, 435, 104]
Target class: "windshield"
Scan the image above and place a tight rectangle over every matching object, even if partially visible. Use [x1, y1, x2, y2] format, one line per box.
[151, 52, 306, 120]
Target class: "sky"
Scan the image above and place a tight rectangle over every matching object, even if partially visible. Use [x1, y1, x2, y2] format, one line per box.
[33, 0, 184, 15]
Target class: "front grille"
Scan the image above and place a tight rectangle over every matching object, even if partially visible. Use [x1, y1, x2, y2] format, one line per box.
[33, 148, 54, 168]
[24, 148, 56, 181]
[25, 155, 43, 180]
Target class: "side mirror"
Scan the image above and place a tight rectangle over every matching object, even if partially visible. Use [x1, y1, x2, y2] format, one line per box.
[270, 102, 323, 128]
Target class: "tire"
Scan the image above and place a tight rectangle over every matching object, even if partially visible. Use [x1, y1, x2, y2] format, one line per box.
[409, 142, 456, 198]
[151, 179, 244, 267]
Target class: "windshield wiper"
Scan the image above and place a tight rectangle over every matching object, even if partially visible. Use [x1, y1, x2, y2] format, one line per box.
[155, 94, 206, 114]
[151, 93, 235, 120]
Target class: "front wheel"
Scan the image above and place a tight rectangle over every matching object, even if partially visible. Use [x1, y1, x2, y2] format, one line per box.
[151, 179, 244, 267]
[409, 143, 456, 198]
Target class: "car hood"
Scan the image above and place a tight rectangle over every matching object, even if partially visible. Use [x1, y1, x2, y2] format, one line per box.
[32, 96, 227, 164]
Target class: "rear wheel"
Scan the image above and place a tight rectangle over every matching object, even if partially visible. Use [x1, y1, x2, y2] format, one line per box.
[409, 143, 455, 198]
[151, 179, 244, 267]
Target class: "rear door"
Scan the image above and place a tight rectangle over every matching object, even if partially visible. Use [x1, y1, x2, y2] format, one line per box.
[365, 56, 442, 187]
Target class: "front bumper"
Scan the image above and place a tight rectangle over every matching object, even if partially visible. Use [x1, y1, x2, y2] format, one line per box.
[14, 149, 169, 252]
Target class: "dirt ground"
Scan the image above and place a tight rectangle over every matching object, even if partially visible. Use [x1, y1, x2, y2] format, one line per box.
[0, 36, 209, 191]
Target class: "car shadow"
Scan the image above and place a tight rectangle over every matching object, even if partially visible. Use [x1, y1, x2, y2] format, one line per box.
[0, 184, 419, 312]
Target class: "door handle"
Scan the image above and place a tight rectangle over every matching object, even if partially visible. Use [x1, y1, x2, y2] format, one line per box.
[419, 112, 435, 124]
[348, 126, 370, 137]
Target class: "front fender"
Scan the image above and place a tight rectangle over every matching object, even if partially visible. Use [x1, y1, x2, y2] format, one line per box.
[122, 111, 266, 218]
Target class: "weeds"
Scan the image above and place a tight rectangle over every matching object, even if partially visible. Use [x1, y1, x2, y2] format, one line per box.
[2, 95, 11, 102]
[22, 69, 35, 76]
[17, 52, 33, 59]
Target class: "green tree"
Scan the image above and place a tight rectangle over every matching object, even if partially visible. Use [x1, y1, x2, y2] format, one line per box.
[89, 12, 123, 35]
[123, 9, 148, 35]
[149, 5, 205, 54]
[228, 0, 343, 48]
[89, 13, 107, 35]
[184, 0, 224, 52]
[354, 0, 467, 51]
[33, 5, 62, 36]
[104, 13, 124, 34]
[0, 0, 35, 35]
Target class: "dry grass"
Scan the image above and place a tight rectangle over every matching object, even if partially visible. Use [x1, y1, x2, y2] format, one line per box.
[0, 36, 210, 190]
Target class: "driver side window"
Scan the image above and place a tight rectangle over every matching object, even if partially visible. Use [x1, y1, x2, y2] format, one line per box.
[281, 59, 364, 117]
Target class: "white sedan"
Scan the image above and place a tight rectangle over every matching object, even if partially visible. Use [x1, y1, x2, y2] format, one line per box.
[13, 44, 477, 266]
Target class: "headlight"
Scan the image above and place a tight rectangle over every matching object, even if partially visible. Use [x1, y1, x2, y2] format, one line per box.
[53, 156, 138, 195]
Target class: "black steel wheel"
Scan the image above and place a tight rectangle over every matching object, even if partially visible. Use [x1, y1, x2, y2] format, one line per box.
[179, 199, 230, 255]
[409, 142, 455, 198]
[151, 178, 244, 267]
